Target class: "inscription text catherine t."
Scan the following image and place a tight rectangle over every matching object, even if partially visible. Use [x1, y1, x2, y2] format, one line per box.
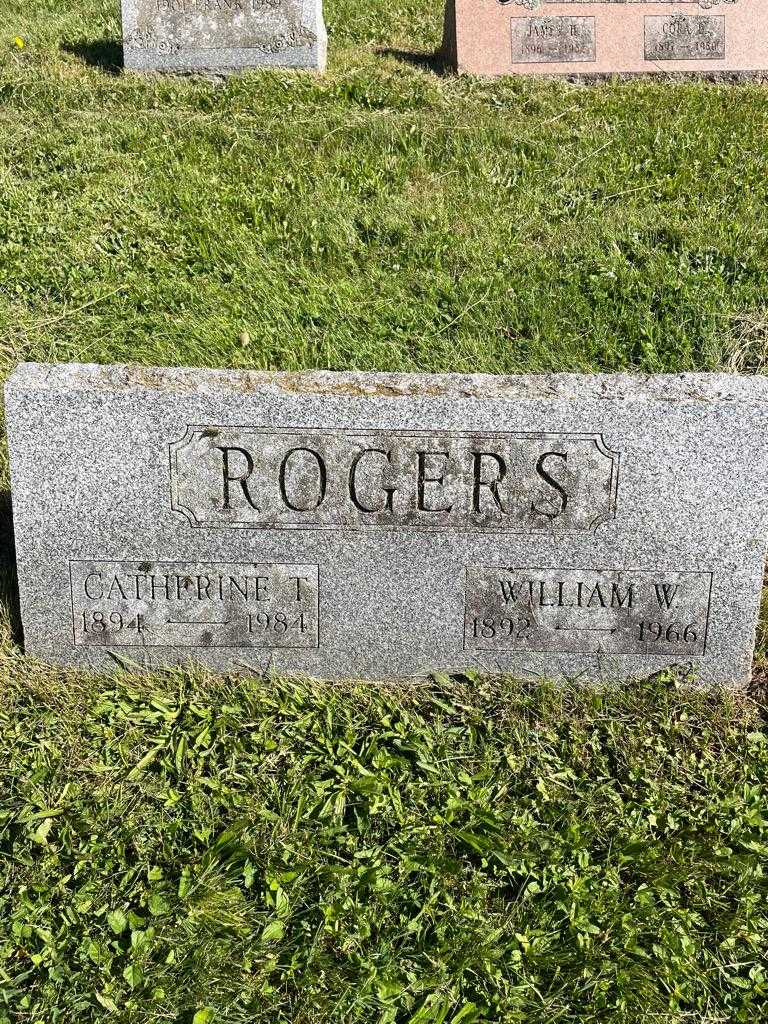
[71, 560, 320, 650]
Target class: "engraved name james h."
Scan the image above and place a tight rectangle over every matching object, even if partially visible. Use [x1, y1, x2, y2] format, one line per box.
[169, 427, 620, 532]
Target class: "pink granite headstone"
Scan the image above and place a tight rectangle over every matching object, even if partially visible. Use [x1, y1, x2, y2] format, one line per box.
[443, 0, 768, 77]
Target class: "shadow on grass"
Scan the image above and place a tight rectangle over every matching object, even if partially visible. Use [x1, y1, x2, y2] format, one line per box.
[377, 48, 452, 76]
[0, 491, 21, 648]
[62, 39, 123, 75]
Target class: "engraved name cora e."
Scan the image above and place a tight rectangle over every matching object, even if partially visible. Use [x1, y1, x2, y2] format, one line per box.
[71, 560, 320, 650]
[169, 427, 620, 532]
[465, 567, 713, 656]
[644, 15, 726, 61]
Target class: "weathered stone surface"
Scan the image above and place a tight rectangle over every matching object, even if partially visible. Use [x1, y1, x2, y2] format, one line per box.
[71, 560, 319, 650]
[122, 0, 326, 74]
[510, 16, 596, 64]
[443, 0, 768, 78]
[6, 363, 768, 685]
[644, 15, 725, 61]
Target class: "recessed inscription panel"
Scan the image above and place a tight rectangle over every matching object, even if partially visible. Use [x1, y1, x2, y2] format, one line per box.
[126, 0, 317, 54]
[71, 560, 319, 649]
[170, 427, 619, 532]
[465, 567, 713, 656]
[512, 16, 596, 63]
[645, 15, 725, 60]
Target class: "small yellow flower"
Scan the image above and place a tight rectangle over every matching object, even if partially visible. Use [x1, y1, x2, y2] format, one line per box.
[13, 37, 25, 49]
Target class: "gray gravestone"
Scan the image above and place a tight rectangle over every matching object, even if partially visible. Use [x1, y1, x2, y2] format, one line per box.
[6, 363, 768, 685]
[122, 0, 326, 74]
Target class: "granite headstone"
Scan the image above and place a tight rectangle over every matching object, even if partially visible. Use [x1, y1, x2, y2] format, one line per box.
[6, 363, 768, 685]
[122, 0, 326, 73]
[443, 0, 768, 78]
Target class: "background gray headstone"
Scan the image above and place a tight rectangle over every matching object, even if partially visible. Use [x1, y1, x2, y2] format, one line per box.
[122, 0, 326, 73]
[6, 364, 768, 685]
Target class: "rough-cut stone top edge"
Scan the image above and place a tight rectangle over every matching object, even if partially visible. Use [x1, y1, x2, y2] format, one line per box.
[7, 362, 768, 403]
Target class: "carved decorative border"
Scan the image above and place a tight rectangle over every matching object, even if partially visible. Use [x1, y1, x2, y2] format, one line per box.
[168, 426, 621, 534]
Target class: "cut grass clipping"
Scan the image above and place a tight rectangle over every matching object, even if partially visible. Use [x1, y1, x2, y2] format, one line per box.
[2, 671, 768, 1024]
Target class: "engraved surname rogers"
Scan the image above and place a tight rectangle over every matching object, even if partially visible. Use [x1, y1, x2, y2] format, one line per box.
[645, 15, 726, 60]
[511, 16, 596, 64]
[169, 427, 619, 532]
[71, 560, 319, 649]
[465, 567, 713, 656]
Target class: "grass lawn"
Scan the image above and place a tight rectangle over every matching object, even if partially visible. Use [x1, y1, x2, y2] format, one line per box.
[1, 0, 768, 1020]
